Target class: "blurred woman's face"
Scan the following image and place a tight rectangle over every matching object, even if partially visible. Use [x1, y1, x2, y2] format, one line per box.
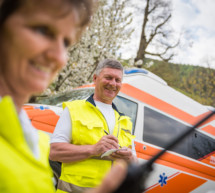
[0, 1, 76, 98]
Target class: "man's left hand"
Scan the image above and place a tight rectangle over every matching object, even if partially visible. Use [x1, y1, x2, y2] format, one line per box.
[109, 147, 136, 163]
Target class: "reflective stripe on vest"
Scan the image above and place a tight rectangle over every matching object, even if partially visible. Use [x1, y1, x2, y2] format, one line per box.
[58, 99, 135, 188]
[0, 96, 55, 193]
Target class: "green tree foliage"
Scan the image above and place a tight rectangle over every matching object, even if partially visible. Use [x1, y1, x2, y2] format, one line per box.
[146, 60, 215, 106]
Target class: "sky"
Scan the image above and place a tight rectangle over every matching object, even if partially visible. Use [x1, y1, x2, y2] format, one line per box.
[121, 0, 215, 68]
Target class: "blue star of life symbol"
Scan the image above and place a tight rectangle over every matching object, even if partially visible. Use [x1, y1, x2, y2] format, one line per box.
[34, 106, 49, 110]
[158, 173, 167, 187]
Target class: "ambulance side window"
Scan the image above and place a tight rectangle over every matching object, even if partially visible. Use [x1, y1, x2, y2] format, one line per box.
[192, 131, 215, 160]
[113, 96, 138, 132]
[143, 106, 215, 160]
[143, 106, 192, 157]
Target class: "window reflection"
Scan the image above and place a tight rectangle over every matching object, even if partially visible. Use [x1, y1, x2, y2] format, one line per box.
[37, 88, 94, 106]
[143, 106, 215, 160]
[143, 106, 191, 156]
[192, 131, 215, 160]
[114, 96, 137, 132]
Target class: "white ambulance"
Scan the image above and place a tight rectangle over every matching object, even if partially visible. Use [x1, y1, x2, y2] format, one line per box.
[24, 68, 215, 192]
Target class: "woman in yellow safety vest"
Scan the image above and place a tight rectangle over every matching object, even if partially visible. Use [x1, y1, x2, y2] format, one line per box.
[0, 0, 93, 192]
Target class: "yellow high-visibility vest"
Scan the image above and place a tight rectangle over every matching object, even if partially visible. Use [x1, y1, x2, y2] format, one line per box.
[0, 96, 55, 193]
[59, 96, 135, 189]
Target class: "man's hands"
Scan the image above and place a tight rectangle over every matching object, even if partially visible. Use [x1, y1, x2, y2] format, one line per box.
[92, 135, 119, 156]
[92, 134, 136, 163]
[110, 147, 136, 163]
[50, 135, 137, 163]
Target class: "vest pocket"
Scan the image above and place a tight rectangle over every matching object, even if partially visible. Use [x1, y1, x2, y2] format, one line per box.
[72, 119, 103, 145]
[63, 159, 98, 177]
[62, 159, 111, 187]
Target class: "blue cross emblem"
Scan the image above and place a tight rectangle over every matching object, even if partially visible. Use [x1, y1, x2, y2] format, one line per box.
[158, 173, 167, 187]
[34, 106, 49, 110]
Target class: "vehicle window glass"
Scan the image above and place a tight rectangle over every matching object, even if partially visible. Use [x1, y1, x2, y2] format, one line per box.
[192, 131, 215, 160]
[113, 96, 137, 132]
[143, 106, 215, 160]
[143, 106, 192, 157]
[36, 89, 94, 106]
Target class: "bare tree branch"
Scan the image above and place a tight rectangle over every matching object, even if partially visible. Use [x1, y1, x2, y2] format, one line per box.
[135, 0, 180, 66]
[147, 14, 171, 46]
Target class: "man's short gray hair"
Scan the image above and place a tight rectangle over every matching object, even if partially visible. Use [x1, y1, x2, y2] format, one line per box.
[95, 58, 124, 75]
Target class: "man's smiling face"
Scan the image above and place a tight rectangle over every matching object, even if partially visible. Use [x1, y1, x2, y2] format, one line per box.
[93, 67, 123, 104]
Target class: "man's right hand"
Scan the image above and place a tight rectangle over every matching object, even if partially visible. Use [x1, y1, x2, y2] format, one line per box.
[92, 135, 119, 156]
[50, 135, 120, 163]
